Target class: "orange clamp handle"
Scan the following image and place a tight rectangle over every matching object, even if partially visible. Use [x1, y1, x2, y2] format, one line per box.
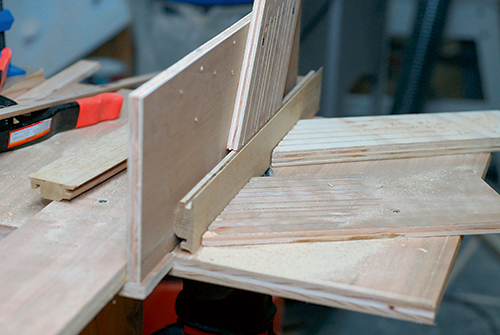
[0, 47, 12, 91]
[75, 92, 123, 128]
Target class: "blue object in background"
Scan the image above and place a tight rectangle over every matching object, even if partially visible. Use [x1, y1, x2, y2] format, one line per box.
[0, 9, 13, 33]
[170, 0, 253, 5]
[7, 64, 26, 76]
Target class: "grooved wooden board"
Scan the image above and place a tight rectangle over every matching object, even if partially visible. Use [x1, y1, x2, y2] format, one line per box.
[228, 0, 300, 150]
[173, 154, 493, 324]
[272, 111, 500, 167]
[127, 15, 251, 286]
[29, 125, 128, 201]
[204, 169, 500, 246]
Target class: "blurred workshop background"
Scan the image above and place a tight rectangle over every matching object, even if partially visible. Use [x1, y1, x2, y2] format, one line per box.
[6, 0, 500, 334]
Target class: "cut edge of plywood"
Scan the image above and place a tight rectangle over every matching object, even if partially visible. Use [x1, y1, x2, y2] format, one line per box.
[171, 236, 462, 325]
[174, 68, 322, 253]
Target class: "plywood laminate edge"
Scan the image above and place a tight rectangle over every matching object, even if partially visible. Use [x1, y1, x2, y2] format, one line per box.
[171, 247, 436, 324]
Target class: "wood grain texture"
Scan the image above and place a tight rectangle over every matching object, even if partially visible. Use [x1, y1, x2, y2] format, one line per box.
[29, 125, 128, 201]
[174, 69, 322, 253]
[0, 94, 128, 231]
[171, 153, 492, 324]
[204, 170, 500, 246]
[0, 72, 157, 120]
[2, 68, 45, 99]
[272, 111, 500, 167]
[16, 60, 100, 102]
[127, 15, 251, 285]
[0, 171, 128, 335]
[228, 0, 301, 150]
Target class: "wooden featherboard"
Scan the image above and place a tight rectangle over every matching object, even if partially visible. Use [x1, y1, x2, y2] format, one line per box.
[172, 153, 493, 324]
[203, 169, 500, 246]
[175, 69, 322, 253]
[228, 0, 300, 150]
[272, 111, 500, 167]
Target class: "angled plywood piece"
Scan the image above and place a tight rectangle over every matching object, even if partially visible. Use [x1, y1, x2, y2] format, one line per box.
[2, 67, 45, 99]
[124, 15, 251, 296]
[204, 169, 500, 246]
[29, 125, 128, 201]
[16, 60, 100, 102]
[175, 69, 322, 253]
[228, 0, 301, 150]
[272, 111, 500, 167]
[0, 72, 157, 120]
[172, 153, 492, 324]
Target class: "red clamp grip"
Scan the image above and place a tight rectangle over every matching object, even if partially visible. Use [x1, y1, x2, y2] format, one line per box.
[0, 47, 12, 90]
[75, 92, 123, 128]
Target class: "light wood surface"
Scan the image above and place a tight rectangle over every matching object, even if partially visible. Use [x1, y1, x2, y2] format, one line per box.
[272, 111, 500, 167]
[16, 60, 100, 102]
[127, 15, 250, 287]
[175, 69, 322, 253]
[0, 72, 157, 120]
[204, 170, 500, 246]
[0, 171, 128, 335]
[2, 68, 45, 99]
[172, 153, 492, 325]
[228, 0, 301, 150]
[0, 97, 128, 232]
[29, 125, 127, 201]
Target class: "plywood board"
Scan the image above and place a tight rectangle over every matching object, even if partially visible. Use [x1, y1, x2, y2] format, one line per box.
[2, 67, 45, 99]
[204, 169, 500, 246]
[272, 111, 500, 166]
[174, 69, 322, 253]
[228, 0, 301, 150]
[0, 171, 128, 335]
[16, 60, 100, 102]
[127, 15, 251, 287]
[172, 154, 493, 324]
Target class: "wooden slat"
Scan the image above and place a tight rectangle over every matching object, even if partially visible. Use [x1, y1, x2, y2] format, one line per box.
[29, 125, 128, 201]
[0, 72, 157, 120]
[228, 0, 301, 150]
[126, 15, 251, 290]
[2, 68, 45, 99]
[0, 97, 128, 232]
[272, 111, 500, 167]
[172, 153, 493, 324]
[16, 60, 100, 102]
[175, 69, 322, 253]
[0, 171, 128, 335]
[204, 169, 500, 246]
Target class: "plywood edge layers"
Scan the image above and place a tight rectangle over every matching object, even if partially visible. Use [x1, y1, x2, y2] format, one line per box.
[174, 69, 322, 253]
